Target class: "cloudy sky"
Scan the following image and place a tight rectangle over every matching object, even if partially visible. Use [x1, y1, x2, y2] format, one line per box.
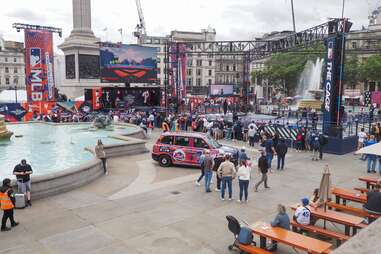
[0, 0, 380, 53]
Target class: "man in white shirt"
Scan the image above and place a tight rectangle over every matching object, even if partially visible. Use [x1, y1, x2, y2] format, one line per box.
[293, 198, 311, 225]
[357, 128, 367, 151]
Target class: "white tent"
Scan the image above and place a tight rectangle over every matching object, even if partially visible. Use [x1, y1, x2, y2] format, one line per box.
[0, 90, 27, 103]
[355, 142, 381, 156]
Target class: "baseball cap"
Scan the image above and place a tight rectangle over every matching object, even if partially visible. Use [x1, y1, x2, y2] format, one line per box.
[301, 198, 309, 206]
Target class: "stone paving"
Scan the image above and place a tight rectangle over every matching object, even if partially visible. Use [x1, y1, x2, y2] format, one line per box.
[0, 130, 372, 254]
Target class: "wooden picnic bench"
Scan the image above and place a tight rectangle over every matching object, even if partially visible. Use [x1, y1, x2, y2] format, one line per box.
[358, 176, 379, 189]
[290, 205, 364, 236]
[290, 220, 350, 247]
[326, 201, 380, 220]
[250, 224, 332, 254]
[332, 187, 367, 205]
[237, 243, 272, 254]
[354, 187, 369, 193]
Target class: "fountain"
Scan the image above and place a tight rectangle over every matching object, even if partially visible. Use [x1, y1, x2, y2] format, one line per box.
[0, 115, 13, 140]
[296, 58, 324, 110]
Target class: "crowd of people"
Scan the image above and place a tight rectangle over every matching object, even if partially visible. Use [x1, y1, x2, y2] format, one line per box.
[357, 123, 381, 174]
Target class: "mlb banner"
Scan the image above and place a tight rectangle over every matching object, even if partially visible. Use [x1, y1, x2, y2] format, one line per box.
[25, 29, 55, 102]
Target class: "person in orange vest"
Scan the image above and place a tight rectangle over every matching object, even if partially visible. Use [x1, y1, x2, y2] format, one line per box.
[1, 178, 19, 232]
[162, 119, 170, 132]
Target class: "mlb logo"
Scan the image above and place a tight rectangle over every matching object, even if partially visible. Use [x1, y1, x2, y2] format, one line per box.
[30, 48, 41, 66]
[327, 42, 334, 60]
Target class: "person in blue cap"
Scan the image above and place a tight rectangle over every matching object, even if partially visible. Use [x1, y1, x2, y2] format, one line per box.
[293, 198, 311, 225]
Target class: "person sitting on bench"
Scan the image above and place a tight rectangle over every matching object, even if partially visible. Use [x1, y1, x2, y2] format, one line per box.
[294, 198, 311, 225]
[363, 182, 381, 223]
[267, 204, 290, 252]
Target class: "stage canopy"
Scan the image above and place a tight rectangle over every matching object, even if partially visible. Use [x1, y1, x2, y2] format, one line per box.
[0, 90, 27, 103]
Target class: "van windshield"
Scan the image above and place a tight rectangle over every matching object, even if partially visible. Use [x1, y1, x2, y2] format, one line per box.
[206, 135, 222, 148]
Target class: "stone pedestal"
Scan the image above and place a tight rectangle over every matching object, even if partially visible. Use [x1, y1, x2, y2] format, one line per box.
[58, 0, 101, 99]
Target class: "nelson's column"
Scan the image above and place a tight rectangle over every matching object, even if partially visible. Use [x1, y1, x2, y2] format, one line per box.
[58, 0, 101, 98]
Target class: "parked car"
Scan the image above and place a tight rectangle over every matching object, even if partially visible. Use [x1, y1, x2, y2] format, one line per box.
[152, 132, 238, 167]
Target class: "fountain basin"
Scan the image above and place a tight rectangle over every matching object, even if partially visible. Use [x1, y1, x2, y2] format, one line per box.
[1, 122, 147, 199]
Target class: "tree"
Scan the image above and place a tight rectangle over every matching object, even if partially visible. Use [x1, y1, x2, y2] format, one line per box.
[359, 54, 381, 83]
[251, 43, 325, 96]
[343, 56, 360, 89]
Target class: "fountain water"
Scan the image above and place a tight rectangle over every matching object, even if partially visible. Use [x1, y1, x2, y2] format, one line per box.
[296, 58, 324, 109]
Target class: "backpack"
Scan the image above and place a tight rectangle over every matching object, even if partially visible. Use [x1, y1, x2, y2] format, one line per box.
[238, 226, 253, 245]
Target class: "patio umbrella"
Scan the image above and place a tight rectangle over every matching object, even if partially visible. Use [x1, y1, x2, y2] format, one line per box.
[318, 165, 332, 229]
[355, 142, 381, 156]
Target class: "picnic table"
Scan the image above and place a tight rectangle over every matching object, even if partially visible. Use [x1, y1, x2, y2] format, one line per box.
[332, 187, 367, 205]
[250, 223, 332, 254]
[290, 205, 364, 236]
[358, 176, 379, 189]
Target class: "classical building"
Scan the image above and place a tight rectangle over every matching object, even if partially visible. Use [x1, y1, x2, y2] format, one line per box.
[0, 38, 25, 91]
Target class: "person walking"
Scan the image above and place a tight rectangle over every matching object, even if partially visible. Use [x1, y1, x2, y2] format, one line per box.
[96, 140, 108, 174]
[196, 150, 207, 186]
[365, 135, 377, 173]
[1, 178, 19, 232]
[275, 139, 288, 170]
[318, 133, 328, 160]
[264, 134, 276, 169]
[311, 132, 320, 161]
[255, 151, 270, 191]
[248, 124, 256, 147]
[217, 154, 236, 201]
[236, 160, 251, 203]
[295, 131, 303, 152]
[13, 159, 33, 207]
[202, 150, 214, 193]
[238, 147, 250, 165]
[213, 152, 225, 191]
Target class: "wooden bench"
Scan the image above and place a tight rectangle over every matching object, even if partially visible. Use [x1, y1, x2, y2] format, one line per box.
[238, 244, 272, 254]
[354, 187, 369, 193]
[326, 202, 380, 220]
[290, 221, 350, 247]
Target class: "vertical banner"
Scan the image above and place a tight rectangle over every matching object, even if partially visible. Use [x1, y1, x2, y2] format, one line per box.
[92, 87, 102, 110]
[25, 29, 55, 102]
[169, 43, 187, 100]
[323, 35, 345, 136]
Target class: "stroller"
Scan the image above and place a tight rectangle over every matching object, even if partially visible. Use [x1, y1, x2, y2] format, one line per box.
[226, 215, 259, 254]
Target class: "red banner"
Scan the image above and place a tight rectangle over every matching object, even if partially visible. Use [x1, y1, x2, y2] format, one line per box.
[25, 29, 55, 102]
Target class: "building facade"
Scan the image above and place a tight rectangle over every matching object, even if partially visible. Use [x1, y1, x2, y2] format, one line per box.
[142, 28, 216, 96]
[0, 38, 25, 91]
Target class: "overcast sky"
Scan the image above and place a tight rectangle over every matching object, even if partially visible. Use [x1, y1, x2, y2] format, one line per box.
[1, 0, 380, 54]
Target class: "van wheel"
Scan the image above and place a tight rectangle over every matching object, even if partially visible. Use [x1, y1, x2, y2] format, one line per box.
[159, 155, 172, 167]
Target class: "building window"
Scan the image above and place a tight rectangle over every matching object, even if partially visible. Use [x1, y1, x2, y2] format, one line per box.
[207, 53, 213, 59]
[13, 77, 18, 85]
[5, 57, 8, 62]
[5, 77, 10, 85]
[187, 78, 192, 86]
[5, 67, 9, 73]
[14, 68, 18, 74]
[13, 57, 17, 62]
[233, 65, 236, 71]
[196, 78, 201, 86]
[196, 69, 202, 76]
[209, 60, 212, 66]
[226, 65, 229, 71]
[352, 42, 357, 49]
[236, 73, 240, 79]
[187, 59, 193, 67]
[196, 60, 202, 66]
[186, 69, 192, 76]
[208, 70, 212, 76]
[208, 79, 212, 86]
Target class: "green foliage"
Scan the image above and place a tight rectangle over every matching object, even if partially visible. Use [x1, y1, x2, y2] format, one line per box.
[251, 44, 325, 96]
[343, 56, 360, 88]
[359, 54, 381, 82]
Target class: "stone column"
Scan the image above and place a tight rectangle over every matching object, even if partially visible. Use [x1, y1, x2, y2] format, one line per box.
[71, 0, 94, 36]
